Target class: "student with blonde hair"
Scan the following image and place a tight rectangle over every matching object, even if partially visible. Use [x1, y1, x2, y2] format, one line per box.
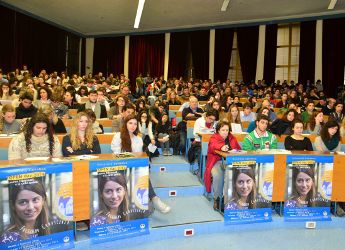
[61, 112, 101, 156]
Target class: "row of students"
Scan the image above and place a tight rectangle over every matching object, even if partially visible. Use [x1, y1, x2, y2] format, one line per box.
[205, 114, 342, 210]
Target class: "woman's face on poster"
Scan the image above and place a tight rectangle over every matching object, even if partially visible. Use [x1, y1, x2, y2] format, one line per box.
[15, 190, 44, 224]
[235, 173, 254, 199]
[102, 181, 125, 209]
[295, 172, 313, 196]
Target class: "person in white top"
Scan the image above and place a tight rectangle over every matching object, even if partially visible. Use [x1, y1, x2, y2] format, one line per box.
[110, 114, 171, 214]
[193, 109, 218, 143]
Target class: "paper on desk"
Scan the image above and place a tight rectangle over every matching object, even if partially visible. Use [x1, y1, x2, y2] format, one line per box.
[231, 123, 243, 134]
[148, 143, 157, 153]
[75, 155, 99, 160]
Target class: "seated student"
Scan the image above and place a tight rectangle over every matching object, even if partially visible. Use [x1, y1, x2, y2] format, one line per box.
[227, 104, 242, 133]
[329, 102, 344, 124]
[247, 107, 270, 133]
[178, 96, 204, 153]
[232, 96, 243, 108]
[8, 113, 62, 160]
[284, 119, 313, 151]
[150, 100, 165, 130]
[108, 94, 128, 120]
[204, 121, 241, 210]
[38, 104, 67, 134]
[305, 110, 324, 135]
[193, 109, 218, 142]
[167, 90, 181, 105]
[322, 98, 336, 116]
[50, 92, 69, 119]
[77, 90, 107, 119]
[275, 92, 289, 108]
[15, 91, 38, 119]
[110, 114, 171, 214]
[34, 86, 52, 109]
[222, 95, 233, 113]
[301, 100, 315, 123]
[156, 112, 172, 156]
[257, 99, 277, 121]
[62, 112, 101, 156]
[112, 103, 136, 132]
[64, 88, 80, 109]
[242, 114, 278, 151]
[314, 120, 341, 152]
[138, 110, 155, 149]
[269, 109, 297, 136]
[196, 87, 209, 102]
[84, 109, 104, 134]
[0, 104, 21, 134]
[240, 102, 256, 122]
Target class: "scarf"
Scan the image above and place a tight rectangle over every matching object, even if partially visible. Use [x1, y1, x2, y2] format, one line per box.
[324, 135, 339, 151]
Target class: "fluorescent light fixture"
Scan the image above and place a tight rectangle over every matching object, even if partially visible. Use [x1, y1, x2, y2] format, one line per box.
[134, 0, 146, 28]
[221, 0, 230, 12]
[328, 0, 337, 9]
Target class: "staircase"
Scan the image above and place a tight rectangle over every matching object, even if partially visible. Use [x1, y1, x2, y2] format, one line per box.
[150, 155, 223, 229]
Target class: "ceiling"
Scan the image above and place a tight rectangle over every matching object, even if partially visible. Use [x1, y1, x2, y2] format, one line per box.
[3, 0, 345, 36]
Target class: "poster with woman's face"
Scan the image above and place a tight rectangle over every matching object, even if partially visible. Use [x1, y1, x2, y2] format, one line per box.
[224, 155, 274, 225]
[89, 158, 150, 243]
[0, 163, 74, 250]
[284, 155, 334, 221]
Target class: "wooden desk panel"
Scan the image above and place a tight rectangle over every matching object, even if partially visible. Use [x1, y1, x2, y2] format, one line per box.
[73, 161, 90, 221]
[332, 155, 345, 201]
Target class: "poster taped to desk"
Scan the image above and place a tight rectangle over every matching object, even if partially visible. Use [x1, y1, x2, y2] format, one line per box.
[224, 155, 274, 224]
[0, 163, 74, 250]
[89, 157, 150, 244]
[284, 155, 333, 221]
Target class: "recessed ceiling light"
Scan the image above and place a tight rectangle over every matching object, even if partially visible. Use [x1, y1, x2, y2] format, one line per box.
[134, 0, 146, 29]
[328, 0, 337, 10]
[221, 0, 230, 12]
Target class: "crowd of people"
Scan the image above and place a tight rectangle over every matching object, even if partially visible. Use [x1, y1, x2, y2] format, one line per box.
[1, 66, 345, 222]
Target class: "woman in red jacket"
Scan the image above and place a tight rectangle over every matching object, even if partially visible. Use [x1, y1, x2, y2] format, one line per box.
[204, 121, 241, 210]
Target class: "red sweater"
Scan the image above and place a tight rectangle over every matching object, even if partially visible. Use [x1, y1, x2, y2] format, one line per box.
[204, 133, 241, 193]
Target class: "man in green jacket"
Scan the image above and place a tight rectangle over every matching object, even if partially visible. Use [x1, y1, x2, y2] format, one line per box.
[242, 114, 278, 151]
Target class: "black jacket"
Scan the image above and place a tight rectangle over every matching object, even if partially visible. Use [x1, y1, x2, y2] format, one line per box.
[15, 104, 38, 119]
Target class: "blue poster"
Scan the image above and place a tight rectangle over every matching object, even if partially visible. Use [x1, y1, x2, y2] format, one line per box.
[224, 155, 274, 225]
[0, 163, 74, 250]
[284, 155, 333, 222]
[89, 157, 150, 244]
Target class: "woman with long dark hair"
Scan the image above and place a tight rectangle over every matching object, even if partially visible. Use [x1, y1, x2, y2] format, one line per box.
[285, 167, 316, 207]
[111, 114, 171, 214]
[8, 113, 61, 160]
[226, 168, 257, 209]
[0, 180, 50, 243]
[315, 120, 341, 152]
[91, 174, 129, 225]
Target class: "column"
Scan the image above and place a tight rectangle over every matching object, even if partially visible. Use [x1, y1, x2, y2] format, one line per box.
[315, 20, 323, 82]
[255, 25, 266, 82]
[85, 38, 94, 75]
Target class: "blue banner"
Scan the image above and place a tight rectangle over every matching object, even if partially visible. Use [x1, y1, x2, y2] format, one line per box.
[284, 155, 333, 221]
[90, 159, 150, 243]
[0, 163, 74, 249]
[224, 155, 274, 224]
